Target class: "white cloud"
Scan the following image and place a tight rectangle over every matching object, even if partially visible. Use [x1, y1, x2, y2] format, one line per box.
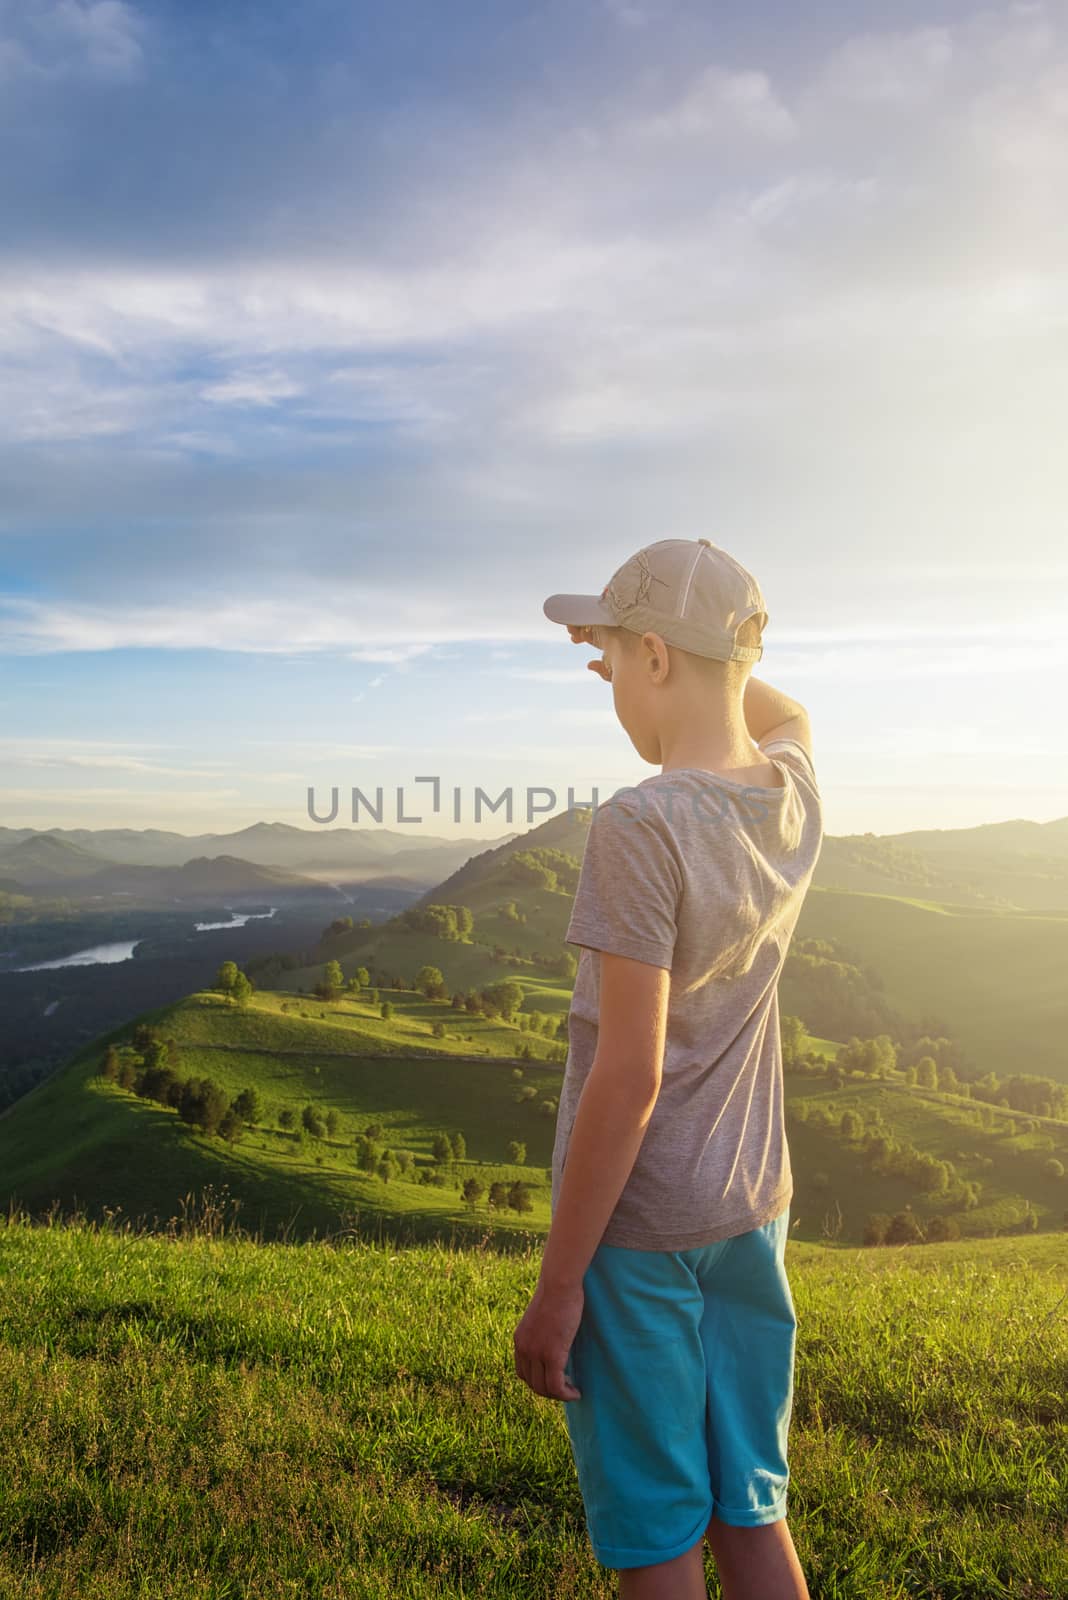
[347, 644, 437, 664]
[17, 751, 231, 776]
[633, 65, 797, 143]
[200, 370, 303, 408]
[814, 26, 953, 106]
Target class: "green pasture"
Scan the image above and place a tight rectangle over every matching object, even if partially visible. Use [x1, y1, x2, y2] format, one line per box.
[0, 1213, 1064, 1598]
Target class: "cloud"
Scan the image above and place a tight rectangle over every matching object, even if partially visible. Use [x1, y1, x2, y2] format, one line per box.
[633, 65, 797, 143]
[813, 26, 953, 106]
[200, 370, 303, 408]
[1, 0, 1067, 673]
[0, 0, 145, 82]
[346, 644, 438, 664]
[17, 751, 231, 776]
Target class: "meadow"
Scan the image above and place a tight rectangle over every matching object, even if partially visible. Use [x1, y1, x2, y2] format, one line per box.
[3, 978, 1067, 1252]
[0, 1205, 1065, 1598]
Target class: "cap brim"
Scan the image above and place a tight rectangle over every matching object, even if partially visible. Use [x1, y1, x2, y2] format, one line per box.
[543, 592, 616, 626]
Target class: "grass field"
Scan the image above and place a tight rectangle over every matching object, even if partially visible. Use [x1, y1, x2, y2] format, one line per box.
[0, 1209, 1065, 1598]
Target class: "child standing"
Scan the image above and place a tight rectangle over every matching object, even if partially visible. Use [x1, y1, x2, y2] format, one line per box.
[513, 539, 822, 1600]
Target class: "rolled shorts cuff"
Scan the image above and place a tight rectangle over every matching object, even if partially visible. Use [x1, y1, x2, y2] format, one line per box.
[710, 1489, 789, 1527]
[588, 1497, 715, 1570]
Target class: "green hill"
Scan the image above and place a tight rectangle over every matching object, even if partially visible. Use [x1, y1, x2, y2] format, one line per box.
[3, 975, 1066, 1250]
[817, 820, 1068, 912]
[0, 986, 568, 1247]
[0, 1211, 1064, 1597]
[793, 887, 1068, 1084]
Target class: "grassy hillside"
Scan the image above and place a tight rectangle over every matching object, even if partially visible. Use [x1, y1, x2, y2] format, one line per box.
[783, 1074, 1068, 1241]
[817, 826, 1068, 913]
[0, 1212, 1064, 1598]
[2, 978, 1066, 1249]
[794, 888, 1068, 1083]
[0, 986, 569, 1247]
[290, 800, 1068, 1086]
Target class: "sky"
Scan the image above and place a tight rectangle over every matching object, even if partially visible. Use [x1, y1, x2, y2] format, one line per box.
[1, 0, 1067, 843]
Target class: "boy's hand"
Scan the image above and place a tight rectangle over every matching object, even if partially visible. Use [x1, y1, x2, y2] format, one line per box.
[513, 1279, 584, 1401]
[564, 623, 611, 682]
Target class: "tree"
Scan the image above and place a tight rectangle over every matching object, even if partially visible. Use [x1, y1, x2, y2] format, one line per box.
[451, 1131, 467, 1162]
[178, 1076, 229, 1136]
[415, 964, 447, 999]
[507, 1140, 526, 1165]
[233, 1087, 260, 1126]
[432, 1020, 446, 1039]
[780, 1014, 807, 1066]
[431, 1133, 453, 1165]
[508, 1181, 534, 1215]
[326, 1108, 340, 1137]
[862, 1212, 890, 1246]
[381, 1001, 394, 1020]
[319, 960, 344, 998]
[99, 1044, 121, 1080]
[916, 1056, 939, 1090]
[839, 1110, 863, 1141]
[482, 980, 524, 1021]
[231, 971, 253, 1007]
[462, 1177, 485, 1211]
[302, 1104, 325, 1138]
[219, 1108, 244, 1144]
[215, 961, 238, 995]
[488, 1181, 509, 1212]
[278, 1107, 295, 1130]
[377, 1156, 398, 1184]
[885, 1210, 924, 1245]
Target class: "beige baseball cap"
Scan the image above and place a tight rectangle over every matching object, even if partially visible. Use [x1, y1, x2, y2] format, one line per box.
[543, 537, 768, 663]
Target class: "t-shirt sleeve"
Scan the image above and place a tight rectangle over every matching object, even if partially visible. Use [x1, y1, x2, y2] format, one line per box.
[565, 798, 681, 970]
[762, 736, 818, 788]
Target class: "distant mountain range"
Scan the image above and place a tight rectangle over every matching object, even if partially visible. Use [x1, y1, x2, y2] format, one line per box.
[0, 822, 521, 903]
[2, 810, 1067, 914]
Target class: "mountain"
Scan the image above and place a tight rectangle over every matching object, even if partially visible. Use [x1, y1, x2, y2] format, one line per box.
[3, 852, 322, 902]
[0, 823, 521, 901]
[0, 833, 119, 884]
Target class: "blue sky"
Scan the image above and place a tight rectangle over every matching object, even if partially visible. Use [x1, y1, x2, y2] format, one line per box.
[2, 0, 1066, 841]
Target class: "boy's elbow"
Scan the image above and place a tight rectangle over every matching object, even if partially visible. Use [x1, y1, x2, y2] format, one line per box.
[590, 1051, 663, 1103]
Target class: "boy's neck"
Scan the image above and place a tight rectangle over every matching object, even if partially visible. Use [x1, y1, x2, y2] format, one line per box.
[656, 699, 765, 775]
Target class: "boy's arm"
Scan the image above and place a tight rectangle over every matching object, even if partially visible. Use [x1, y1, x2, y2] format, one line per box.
[743, 675, 808, 743]
[538, 951, 669, 1294]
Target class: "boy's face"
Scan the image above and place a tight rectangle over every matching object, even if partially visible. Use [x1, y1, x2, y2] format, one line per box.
[590, 624, 668, 766]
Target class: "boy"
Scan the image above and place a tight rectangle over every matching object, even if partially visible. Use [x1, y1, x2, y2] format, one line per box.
[512, 538, 821, 1600]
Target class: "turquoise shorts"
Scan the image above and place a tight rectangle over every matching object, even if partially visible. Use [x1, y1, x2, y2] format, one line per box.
[562, 1205, 797, 1570]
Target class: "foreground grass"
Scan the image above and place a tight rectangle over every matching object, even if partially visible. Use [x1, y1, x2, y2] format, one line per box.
[0, 1212, 1066, 1599]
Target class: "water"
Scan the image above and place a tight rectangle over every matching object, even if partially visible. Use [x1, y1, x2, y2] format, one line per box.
[15, 940, 142, 972]
[193, 907, 278, 932]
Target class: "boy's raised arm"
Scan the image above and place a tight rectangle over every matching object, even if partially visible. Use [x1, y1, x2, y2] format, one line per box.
[743, 676, 809, 743]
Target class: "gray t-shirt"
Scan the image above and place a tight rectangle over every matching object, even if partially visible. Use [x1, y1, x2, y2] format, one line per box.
[550, 738, 823, 1251]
